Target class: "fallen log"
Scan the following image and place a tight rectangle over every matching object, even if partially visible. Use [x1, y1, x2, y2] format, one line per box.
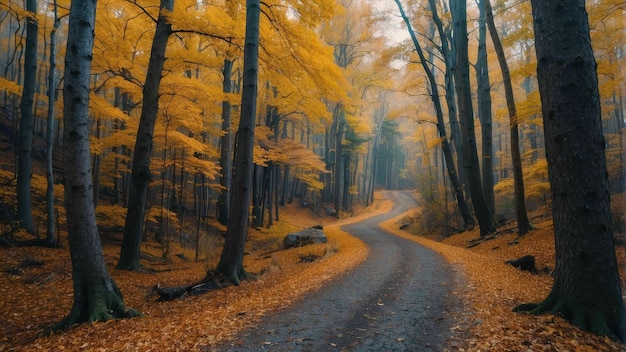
[505, 255, 537, 273]
[154, 271, 230, 301]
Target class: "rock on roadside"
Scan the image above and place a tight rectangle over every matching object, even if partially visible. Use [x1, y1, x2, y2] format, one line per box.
[283, 226, 327, 249]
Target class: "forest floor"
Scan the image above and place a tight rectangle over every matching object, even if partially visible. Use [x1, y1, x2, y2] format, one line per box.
[1, 192, 625, 351]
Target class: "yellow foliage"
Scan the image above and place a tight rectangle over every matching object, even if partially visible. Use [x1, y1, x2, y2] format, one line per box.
[95, 204, 128, 229]
[168, 2, 241, 40]
[296, 173, 324, 191]
[89, 94, 130, 123]
[494, 178, 514, 194]
[426, 137, 442, 149]
[0, 0, 34, 20]
[525, 159, 548, 180]
[146, 205, 180, 229]
[0, 77, 22, 96]
[346, 113, 371, 136]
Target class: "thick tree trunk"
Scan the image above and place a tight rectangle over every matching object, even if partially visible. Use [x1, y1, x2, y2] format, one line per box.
[216, 0, 260, 286]
[451, 0, 495, 236]
[395, 0, 474, 228]
[484, 0, 531, 236]
[218, 59, 233, 225]
[118, 0, 173, 270]
[17, 0, 37, 234]
[56, 0, 140, 331]
[517, 0, 626, 341]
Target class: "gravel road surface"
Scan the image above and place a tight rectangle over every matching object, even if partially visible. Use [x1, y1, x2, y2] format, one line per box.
[218, 190, 465, 352]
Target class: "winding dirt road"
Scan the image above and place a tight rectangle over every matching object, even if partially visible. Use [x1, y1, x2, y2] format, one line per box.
[219, 190, 464, 351]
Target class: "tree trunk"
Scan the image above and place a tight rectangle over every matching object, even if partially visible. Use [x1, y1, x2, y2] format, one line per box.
[394, 0, 474, 228]
[516, 0, 626, 341]
[333, 108, 344, 218]
[17, 0, 38, 234]
[342, 154, 351, 212]
[274, 164, 280, 221]
[280, 165, 289, 206]
[475, 0, 495, 217]
[484, 0, 531, 236]
[118, 0, 173, 270]
[218, 59, 233, 225]
[216, 0, 260, 286]
[427, 0, 466, 201]
[451, 0, 495, 235]
[55, 0, 140, 331]
[44, 0, 60, 247]
[251, 164, 262, 227]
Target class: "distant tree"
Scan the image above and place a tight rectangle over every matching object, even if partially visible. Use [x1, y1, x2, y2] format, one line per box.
[55, 0, 140, 330]
[516, 0, 626, 341]
[16, 0, 37, 234]
[215, 0, 260, 285]
[117, 0, 174, 271]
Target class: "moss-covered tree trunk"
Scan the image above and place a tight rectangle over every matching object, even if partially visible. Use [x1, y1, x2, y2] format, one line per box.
[516, 0, 626, 341]
[57, 0, 140, 330]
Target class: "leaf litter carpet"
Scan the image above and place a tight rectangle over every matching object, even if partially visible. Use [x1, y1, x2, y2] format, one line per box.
[1, 194, 625, 351]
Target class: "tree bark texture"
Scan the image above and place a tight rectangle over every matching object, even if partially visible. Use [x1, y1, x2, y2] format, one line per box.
[17, 0, 38, 234]
[58, 0, 140, 330]
[451, 0, 495, 235]
[519, 0, 626, 341]
[216, 0, 260, 286]
[118, 0, 174, 270]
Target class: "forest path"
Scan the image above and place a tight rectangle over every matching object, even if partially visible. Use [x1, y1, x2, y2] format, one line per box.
[218, 190, 465, 352]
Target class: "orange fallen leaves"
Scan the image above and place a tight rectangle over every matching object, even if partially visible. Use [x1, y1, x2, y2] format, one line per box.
[1, 193, 624, 352]
[380, 206, 626, 352]
[0, 199, 388, 352]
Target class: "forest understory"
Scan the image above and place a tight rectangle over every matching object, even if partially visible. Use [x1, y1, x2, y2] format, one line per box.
[0, 193, 625, 352]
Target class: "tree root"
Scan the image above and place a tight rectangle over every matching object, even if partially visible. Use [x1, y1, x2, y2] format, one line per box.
[41, 284, 142, 336]
[514, 299, 626, 342]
